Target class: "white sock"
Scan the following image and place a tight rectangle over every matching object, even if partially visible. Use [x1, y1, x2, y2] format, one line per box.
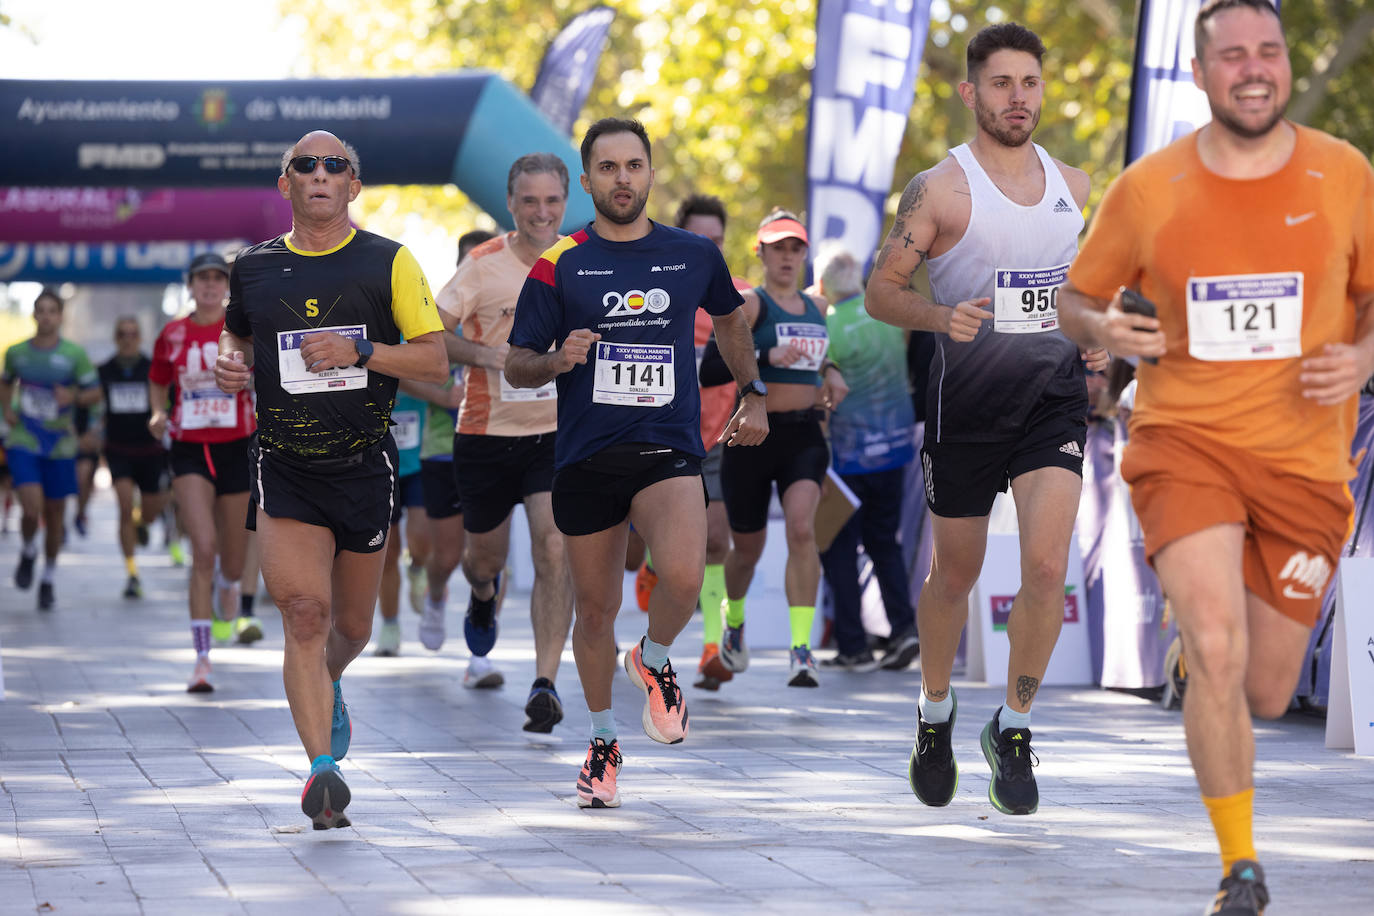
[919, 690, 953, 725]
[997, 705, 1031, 731]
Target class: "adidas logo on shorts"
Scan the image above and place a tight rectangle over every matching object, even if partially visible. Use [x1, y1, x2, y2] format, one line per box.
[368, 530, 385, 548]
[1053, 197, 1074, 213]
[1058, 441, 1083, 458]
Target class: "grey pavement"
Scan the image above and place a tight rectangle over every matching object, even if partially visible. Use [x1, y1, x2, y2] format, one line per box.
[2, 491, 1372, 915]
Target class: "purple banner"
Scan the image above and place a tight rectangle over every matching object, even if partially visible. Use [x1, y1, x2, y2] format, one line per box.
[530, 6, 616, 136]
[0, 187, 291, 243]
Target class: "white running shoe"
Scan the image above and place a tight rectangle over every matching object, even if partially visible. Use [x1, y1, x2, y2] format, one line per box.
[463, 655, 505, 689]
[187, 656, 213, 693]
[419, 595, 446, 651]
[374, 620, 401, 657]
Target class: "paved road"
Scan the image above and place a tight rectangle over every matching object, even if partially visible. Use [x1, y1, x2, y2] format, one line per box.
[1, 494, 1371, 914]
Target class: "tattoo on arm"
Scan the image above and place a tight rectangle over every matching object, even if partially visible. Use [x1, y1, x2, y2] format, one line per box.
[925, 686, 949, 701]
[1015, 676, 1040, 708]
[898, 174, 927, 214]
[873, 174, 929, 274]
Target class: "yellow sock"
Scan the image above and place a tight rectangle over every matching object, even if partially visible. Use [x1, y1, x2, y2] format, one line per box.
[125, 556, 138, 577]
[725, 597, 746, 628]
[1203, 788, 1256, 873]
[788, 605, 816, 648]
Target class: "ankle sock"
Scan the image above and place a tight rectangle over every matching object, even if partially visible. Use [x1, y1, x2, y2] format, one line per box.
[310, 754, 337, 772]
[41, 562, 56, 585]
[241, 593, 256, 615]
[919, 690, 953, 725]
[125, 556, 138, 577]
[589, 708, 617, 742]
[997, 705, 1031, 731]
[640, 636, 670, 671]
[788, 605, 815, 648]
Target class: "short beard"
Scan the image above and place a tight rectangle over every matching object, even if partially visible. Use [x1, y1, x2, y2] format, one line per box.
[593, 187, 649, 226]
[1210, 100, 1288, 141]
[974, 97, 1038, 148]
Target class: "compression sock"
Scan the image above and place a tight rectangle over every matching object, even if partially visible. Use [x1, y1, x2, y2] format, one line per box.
[640, 636, 671, 672]
[125, 556, 138, 577]
[919, 689, 953, 724]
[589, 708, 617, 743]
[191, 620, 212, 658]
[788, 605, 816, 649]
[700, 564, 726, 646]
[725, 596, 746, 628]
[1204, 788, 1257, 874]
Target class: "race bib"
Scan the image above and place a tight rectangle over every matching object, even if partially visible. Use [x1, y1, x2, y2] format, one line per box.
[19, 385, 58, 422]
[108, 382, 149, 414]
[1187, 272, 1303, 361]
[592, 342, 674, 407]
[277, 324, 368, 395]
[498, 369, 557, 403]
[993, 263, 1068, 334]
[774, 322, 828, 371]
[178, 371, 236, 430]
[392, 409, 421, 450]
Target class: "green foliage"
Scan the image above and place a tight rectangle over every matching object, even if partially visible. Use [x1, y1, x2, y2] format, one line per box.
[292, 0, 1373, 273]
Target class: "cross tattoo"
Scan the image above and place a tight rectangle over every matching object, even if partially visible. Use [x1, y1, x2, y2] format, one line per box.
[902, 233, 915, 248]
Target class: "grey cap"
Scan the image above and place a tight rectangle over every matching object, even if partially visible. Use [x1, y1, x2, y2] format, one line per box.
[187, 251, 230, 277]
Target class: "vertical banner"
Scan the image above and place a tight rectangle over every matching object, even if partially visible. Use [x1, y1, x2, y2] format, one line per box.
[1126, 0, 1278, 163]
[529, 6, 616, 136]
[807, 0, 932, 274]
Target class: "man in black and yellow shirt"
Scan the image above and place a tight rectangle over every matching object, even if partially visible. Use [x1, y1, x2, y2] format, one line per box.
[216, 130, 448, 830]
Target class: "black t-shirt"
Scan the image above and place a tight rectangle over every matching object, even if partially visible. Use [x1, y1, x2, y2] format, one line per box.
[99, 354, 161, 455]
[224, 229, 443, 459]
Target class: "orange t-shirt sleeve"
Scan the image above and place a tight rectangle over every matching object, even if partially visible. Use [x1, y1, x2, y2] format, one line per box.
[1351, 154, 1374, 297]
[1068, 170, 1145, 301]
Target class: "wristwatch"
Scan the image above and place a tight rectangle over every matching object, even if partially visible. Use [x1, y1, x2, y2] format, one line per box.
[739, 378, 767, 400]
[353, 338, 374, 368]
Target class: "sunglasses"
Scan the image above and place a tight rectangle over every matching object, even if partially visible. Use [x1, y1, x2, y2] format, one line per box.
[288, 155, 352, 175]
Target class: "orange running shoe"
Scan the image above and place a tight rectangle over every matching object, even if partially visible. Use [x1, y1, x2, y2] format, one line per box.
[634, 562, 657, 612]
[693, 643, 734, 690]
[624, 639, 689, 744]
[576, 737, 622, 808]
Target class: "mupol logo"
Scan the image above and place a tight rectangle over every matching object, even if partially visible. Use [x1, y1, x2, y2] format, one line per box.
[650, 263, 687, 272]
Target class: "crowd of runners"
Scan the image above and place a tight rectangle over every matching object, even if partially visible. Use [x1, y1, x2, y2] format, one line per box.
[2, 3, 1370, 914]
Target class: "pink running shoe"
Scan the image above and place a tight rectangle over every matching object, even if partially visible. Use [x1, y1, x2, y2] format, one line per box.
[624, 639, 689, 744]
[576, 737, 622, 809]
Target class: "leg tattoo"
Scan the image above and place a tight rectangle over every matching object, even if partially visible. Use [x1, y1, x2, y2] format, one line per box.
[1014, 676, 1039, 708]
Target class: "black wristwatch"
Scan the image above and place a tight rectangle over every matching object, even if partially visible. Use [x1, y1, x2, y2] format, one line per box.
[353, 338, 374, 368]
[739, 378, 767, 400]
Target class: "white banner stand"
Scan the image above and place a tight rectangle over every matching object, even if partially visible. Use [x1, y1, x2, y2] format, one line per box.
[1325, 557, 1374, 755]
[964, 492, 1094, 687]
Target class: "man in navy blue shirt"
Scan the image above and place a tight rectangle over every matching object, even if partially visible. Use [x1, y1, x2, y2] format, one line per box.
[507, 117, 767, 809]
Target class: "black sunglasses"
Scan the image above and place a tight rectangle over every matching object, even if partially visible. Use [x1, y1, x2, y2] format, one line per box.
[288, 155, 352, 175]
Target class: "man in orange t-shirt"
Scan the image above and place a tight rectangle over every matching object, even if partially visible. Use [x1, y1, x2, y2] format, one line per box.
[1059, 2, 1374, 912]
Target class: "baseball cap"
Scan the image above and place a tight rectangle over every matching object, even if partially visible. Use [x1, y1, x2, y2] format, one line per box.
[187, 251, 230, 277]
[756, 217, 809, 247]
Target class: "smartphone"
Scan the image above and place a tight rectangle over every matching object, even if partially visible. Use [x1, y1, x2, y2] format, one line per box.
[1118, 288, 1158, 365]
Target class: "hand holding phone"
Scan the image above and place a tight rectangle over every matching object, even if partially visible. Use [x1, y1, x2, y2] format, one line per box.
[1118, 288, 1159, 365]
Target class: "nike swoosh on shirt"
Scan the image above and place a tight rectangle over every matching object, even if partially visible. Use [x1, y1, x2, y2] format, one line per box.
[1285, 212, 1316, 226]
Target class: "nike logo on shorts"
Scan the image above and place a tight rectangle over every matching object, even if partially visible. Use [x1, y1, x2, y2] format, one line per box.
[1285, 212, 1316, 227]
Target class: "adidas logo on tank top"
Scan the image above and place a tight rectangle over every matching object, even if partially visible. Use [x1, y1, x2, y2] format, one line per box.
[1053, 197, 1074, 213]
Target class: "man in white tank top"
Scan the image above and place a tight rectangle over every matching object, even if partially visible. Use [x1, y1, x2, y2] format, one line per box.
[866, 22, 1108, 818]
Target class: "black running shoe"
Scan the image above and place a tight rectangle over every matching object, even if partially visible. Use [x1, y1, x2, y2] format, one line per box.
[464, 574, 499, 656]
[523, 678, 564, 734]
[37, 582, 54, 611]
[880, 629, 921, 670]
[14, 552, 35, 590]
[123, 575, 142, 600]
[301, 762, 352, 830]
[909, 687, 958, 807]
[980, 708, 1038, 815]
[1208, 859, 1269, 914]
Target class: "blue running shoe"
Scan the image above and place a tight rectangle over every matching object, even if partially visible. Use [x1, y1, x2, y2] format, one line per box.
[464, 573, 500, 657]
[331, 681, 351, 760]
[523, 677, 563, 734]
[301, 756, 351, 830]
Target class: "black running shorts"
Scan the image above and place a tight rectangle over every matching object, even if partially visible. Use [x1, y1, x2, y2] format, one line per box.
[454, 432, 555, 534]
[105, 449, 168, 495]
[720, 409, 829, 533]
[420, 458, 462, 520]
[169, 438, 252, 496]
[552, 441, 704, 537]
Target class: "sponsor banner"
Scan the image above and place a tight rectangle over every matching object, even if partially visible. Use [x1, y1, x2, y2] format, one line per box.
[0, 74, 591, 231]
[0, 240, 246, 284]
[530, 6, 616, 135]
[807, 0, 933, 275]
[0, 187, 290, 243]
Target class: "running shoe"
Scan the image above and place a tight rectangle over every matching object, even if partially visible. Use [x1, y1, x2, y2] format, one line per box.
[301, 758, 351, 829]
[980, 708, 1039, 815]
[331, 682, 351, 760]
[787, 646, 820, 687]
[187, 656, 213, 693]
[523, 678, 564, 734]
[1208, 859, 1269, 915]
[235, 615, 264, 645]
[122, 575, 142, 600]
[624, 639, 688, 744]
[463, 655, 505, 689]
[373, 619, 400, 657]
[73, 514, 88, 538]
[406, 563, 427, 615]
[719, 621, 750, 672]
[419, 592, 447, 651]
[819, 649, 880, 672]
[576, 737, 622, 809]
[693, 643, 733, 691]
[211, 617, 234, 644]
[13, 552, 35, 590]
[37, 581, 54, 611]
[634, 562, 657, 612]
[880, 630, 922, 670]
[464, 574, 500, 657]
[168, 540, 187, 567]
[909, 688, 958, 807]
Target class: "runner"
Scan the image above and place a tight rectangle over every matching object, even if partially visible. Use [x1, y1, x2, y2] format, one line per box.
[406, 367, 465, 657]
[435, 153, 574, 723]
[865, 22, 1106, 815]
[1, 288, 102, 610]
[1057, 2, 1374, 910]
[372, 385, 429, 657]
[215, 130, 448, 829]
[716, 208, 848, 688]
[149, 252, 257, 690]
[506, 117, 768, 807]
[98, 316, 170, 600]
[70, 400, 101, 538]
